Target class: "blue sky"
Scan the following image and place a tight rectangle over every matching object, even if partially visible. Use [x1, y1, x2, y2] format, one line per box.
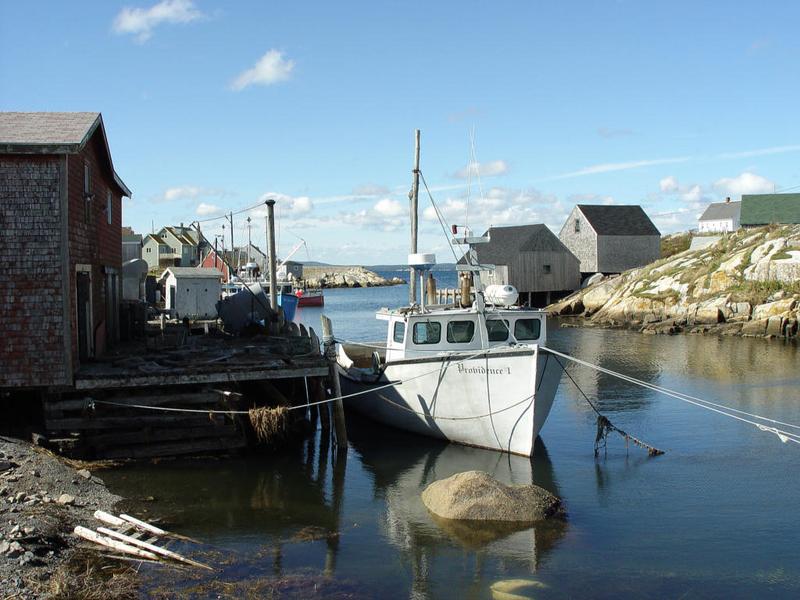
[3, 1, 800, 264]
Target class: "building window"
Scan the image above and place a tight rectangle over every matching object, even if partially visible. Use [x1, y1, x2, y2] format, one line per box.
[543, 264, 551, 274]
[146, 248, 151, 253]
[106, 191, 113, 225]
[574, 219, 580, 233]
[83, 163, 92, 224]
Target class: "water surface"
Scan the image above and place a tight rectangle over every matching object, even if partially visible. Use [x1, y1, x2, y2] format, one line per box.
[103, 279, 800, 598]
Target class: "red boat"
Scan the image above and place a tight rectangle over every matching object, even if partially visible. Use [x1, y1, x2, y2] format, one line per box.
[295, 287, 324, 307]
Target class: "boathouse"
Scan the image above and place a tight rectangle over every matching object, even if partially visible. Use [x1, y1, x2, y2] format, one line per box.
[0, 112, 131, 389]
[698, 198, 741, 233]
[558, 205, 660, 276]
[459, 224, 580, 307]
[200, 247, 232, 280]
[160, 267, 222, 319]
[740, 193, 800, 227]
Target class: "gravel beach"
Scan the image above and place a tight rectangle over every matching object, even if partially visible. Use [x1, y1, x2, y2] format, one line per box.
[0, 436, 122, 598]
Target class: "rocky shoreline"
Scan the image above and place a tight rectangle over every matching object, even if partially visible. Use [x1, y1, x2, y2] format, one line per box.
[302, 266, 405, 289]
[0, 437, 122, 598]
[548, 225, 800, 341]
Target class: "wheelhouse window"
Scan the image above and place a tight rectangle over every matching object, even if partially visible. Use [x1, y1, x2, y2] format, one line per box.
[486, 319, 510, 342]
[514, 318, 541, 341]
[393, 321, 405, 344]
[413, 321, 441, 345]
[446, 320, 475, 343]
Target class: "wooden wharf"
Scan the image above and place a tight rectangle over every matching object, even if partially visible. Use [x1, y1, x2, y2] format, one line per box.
[43, 324, 330, 460]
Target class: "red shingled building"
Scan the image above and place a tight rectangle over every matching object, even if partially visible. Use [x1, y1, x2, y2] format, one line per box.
[0, 112, 131, 389]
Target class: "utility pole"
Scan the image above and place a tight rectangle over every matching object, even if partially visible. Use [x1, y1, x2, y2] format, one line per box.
[246, 216, 252, 265]
[227, 211, 235, 272]
[265, 199, 278, 315]
[409, 129, 421, 305]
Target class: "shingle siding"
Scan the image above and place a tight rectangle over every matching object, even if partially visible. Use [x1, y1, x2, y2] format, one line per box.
[597, 235, 660, 273]
[0, 156, 70, 387]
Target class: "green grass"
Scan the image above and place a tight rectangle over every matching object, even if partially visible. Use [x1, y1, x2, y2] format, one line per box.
[660, 233, 691, 258]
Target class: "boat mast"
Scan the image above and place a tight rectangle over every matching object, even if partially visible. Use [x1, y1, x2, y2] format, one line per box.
[409, 129, 421, 305]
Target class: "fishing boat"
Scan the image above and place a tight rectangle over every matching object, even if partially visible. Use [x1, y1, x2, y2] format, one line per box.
[337, 248, 562, 456]
[294, 284, 324, 307]
[335, 130, 562, 456]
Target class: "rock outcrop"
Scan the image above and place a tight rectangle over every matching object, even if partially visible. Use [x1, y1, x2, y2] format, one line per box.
[302, 266, 405, 289]
[548, 224, 800, 340]
[421, 470, 563, 522]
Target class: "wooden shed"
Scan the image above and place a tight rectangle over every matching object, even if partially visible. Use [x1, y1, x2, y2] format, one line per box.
[460, 224, 580, 307]
[558, 205, 660, 275]
[0, 111, 130, 389]
[160, 267, 222, 319]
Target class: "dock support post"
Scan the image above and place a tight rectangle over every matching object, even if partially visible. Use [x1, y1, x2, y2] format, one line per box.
[265, 199, 279, 333]
[321, 315, 347, 451]
[426, 273, 437, 306]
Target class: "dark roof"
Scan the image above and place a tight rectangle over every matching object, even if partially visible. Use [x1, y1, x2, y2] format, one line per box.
[0, 112, 131, 197]
[699, 201, 741, 221]
[740, 194, 800, 225]
[457, 224, 573, 264]
[576, 205, 660, 236]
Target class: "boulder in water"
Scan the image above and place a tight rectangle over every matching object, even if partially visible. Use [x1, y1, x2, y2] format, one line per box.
[421, 470, 563, 522]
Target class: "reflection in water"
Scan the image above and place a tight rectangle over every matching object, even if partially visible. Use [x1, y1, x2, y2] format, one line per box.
[349, 416, 567, 599]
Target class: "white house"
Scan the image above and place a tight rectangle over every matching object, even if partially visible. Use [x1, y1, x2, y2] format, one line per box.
[698, 198, 740, 233]
[160, 267, 222, 319]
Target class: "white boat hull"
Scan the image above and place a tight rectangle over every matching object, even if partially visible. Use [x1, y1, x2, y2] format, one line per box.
[339, 347, 562, 456]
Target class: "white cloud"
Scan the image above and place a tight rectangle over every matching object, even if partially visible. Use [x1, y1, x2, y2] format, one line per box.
[680, 184, 706, 204]
[196, 202, 221, 216]
[421, 187, 568, 233]
[715, 145, 800, 160]
[230, 50, 295, 91]
[373, 198, 404, 217]
[660, 176, 680, 193]
[454, 160, 509, 179]
[255, 193, 314, 218]
[544, 156, 692, 181]
[153, 185, 227, 203]
[352, 183, 389, 196]
[112, 0, 204, 43]
[714, 172, 775, 197]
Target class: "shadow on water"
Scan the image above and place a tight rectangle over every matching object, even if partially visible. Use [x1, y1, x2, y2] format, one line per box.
[102, 416, 569, 598]
[347, 414, 568, 576]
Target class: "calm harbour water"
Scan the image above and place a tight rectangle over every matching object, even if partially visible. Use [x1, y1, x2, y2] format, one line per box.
[102, 273, 800, 599]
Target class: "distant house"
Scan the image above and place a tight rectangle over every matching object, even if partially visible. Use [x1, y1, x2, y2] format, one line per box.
[158, 225, 201, 267]
[200, 248, 231, 281]
[159, 267, 222, 319]
[740, 193, 800, 227]
[142, 233, 177, 271]
[558, 205, 660, 275]
[0, 111, 131, 388]
[122, 226, 142, 261]
[698, 198, 741, 233]
[458, 224, 580, 306]
[279, 260, 304, 281]
[232, 243, 268, 272]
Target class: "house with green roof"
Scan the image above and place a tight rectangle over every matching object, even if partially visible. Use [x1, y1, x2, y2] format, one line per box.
[740, 193, 800, 227]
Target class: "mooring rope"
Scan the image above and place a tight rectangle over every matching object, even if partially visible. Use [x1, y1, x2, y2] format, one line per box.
[88, 347, 512, 417]
[542, 346, 800, 445]
[553, 356, 664, 456]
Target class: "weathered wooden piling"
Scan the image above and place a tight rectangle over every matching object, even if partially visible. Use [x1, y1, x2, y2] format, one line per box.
[320, 315, 348, 451]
